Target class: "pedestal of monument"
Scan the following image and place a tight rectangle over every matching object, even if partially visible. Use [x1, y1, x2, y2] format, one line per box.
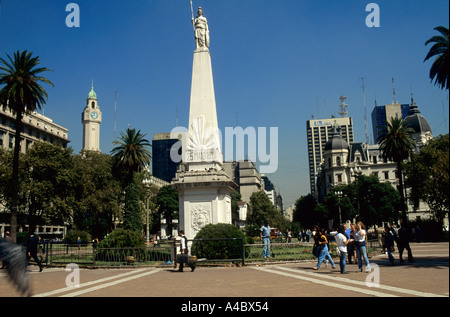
[172, 163, 237, 239]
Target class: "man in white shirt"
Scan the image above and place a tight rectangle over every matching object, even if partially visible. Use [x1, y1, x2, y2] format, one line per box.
[177, 230, 195, 272]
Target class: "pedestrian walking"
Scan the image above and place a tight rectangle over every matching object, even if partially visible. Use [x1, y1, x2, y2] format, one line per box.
[383, 225, 395, 265]
[332, 225, 353, 274]
[306, 228, 311, 242]
[398, 220, 415, 264]
[26, 232, 43, 272]
[260, 220, 271, 259]
[347, 223, 356, 264]
[177, 230, 195, 272]
[354, 222, 371, 272]
[313, 227, 336, 271]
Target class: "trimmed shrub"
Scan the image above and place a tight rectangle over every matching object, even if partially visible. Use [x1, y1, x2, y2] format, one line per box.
[191, 223, 246, 260]
[98, 228, 145, 248]
[64, 229, 92, 244]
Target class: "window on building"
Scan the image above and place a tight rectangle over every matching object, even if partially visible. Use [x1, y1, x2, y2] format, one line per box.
[336, 156, 341, 166]
[384, 171, 389, 179]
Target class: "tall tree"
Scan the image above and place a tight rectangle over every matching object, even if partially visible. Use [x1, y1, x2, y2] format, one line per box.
[155, 185, 179, 238]
[378, 117, 416, 224]
[424, 26, 449, 90]
[72, 151, 122, 238]
[110, 128, 152, 233]
[405, 134, 449, 225]
[110, 128, 152, 185]
[247, 191, 286, 231]
[0, 50, 53, 241]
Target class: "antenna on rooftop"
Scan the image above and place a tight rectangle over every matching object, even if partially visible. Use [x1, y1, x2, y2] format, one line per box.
[392, 77, 397, 104]
[338, 95, 348, 117]
[361, 77, 369, 144]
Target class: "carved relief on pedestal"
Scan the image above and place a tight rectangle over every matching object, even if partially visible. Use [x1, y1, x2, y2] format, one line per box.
[190, 202, 212, 234]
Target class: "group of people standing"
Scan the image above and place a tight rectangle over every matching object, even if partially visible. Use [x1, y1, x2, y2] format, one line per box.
[313, 222, 371, 274]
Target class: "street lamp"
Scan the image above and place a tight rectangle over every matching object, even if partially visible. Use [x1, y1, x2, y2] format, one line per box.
[143, 177, 154, 245]
[350, 167, 362, 222]
[335, 190, 343, 225]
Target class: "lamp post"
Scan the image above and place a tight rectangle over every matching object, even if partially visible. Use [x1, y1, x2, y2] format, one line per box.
[143, 177, 154, 245]
[335, 190, 343, 225]
[350, 167, 362, 222]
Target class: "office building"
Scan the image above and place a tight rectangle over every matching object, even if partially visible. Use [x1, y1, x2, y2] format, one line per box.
[152, 133, 182, 183]
[371, 102, 410, 142]
[306, 117, 354, 196]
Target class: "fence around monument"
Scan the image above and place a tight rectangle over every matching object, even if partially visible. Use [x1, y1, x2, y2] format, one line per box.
[28, 239, 382, 268]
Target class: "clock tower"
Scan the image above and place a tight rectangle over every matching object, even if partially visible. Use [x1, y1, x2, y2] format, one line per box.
[82, 81, 102, 152]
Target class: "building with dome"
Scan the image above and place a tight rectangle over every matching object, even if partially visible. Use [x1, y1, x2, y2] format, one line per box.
[316, 123, 397, 199]
[315, 97, 435, 223]
[81, 81, 102, 152]
[306, 117, 354, 196]
[403, 96, 433, 151]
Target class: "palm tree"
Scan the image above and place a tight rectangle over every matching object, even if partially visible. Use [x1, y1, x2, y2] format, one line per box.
[110, 128, 152, 184]
[0, 50, 53, 242]
[424, 26, 449, 90]
[377, 117, 416, 224]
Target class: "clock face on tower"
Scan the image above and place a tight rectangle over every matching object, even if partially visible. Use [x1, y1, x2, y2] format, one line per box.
[91, 111, 98, 119]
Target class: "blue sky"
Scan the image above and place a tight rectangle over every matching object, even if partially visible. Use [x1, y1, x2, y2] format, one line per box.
[0, 0, 448, 207]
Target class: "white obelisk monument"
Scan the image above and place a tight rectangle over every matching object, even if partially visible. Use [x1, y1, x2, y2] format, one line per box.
[172, 6, 237, 239]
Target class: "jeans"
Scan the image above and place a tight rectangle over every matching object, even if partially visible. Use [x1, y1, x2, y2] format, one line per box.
[316, 245, 335, 269]
[386, 246, 395, 264]
[262, 237, 270, 258]
[356, 245, 370, 270]
[339, 251, 347, 273]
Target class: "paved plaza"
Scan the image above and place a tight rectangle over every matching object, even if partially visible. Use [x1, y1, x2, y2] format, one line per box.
[1, 242, 448, 300]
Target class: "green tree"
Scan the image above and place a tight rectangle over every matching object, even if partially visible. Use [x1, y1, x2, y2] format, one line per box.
[0, 143, 74, 233]
[155, 185, 179, 238]
[405, 134, 449, 225]
[111, 128, 152, 185]
[293, 194, 318, 228]
[247, 191, 286, 231]
[378, 117, 416, 224]
[110, 128, 152, 234]
[22, 142, 75, 232]
[122, 181, 143, 232]
[353, 175, 401, 227]
[0, 50, 53, 241]
[424, 26, 449, 90]
[72, 151, 122, 238]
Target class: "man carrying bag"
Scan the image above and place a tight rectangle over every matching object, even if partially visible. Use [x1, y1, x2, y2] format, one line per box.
[177, 230, 196, 272]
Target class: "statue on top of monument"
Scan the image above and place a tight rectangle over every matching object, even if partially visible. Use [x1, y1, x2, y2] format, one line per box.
[192, 6, 210, 51]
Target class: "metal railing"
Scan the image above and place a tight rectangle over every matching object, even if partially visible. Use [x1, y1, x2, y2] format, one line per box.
[28, 239, 381, 268]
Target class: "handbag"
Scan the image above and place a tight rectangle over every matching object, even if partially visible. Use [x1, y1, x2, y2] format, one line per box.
[312, 244, 323, 257]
